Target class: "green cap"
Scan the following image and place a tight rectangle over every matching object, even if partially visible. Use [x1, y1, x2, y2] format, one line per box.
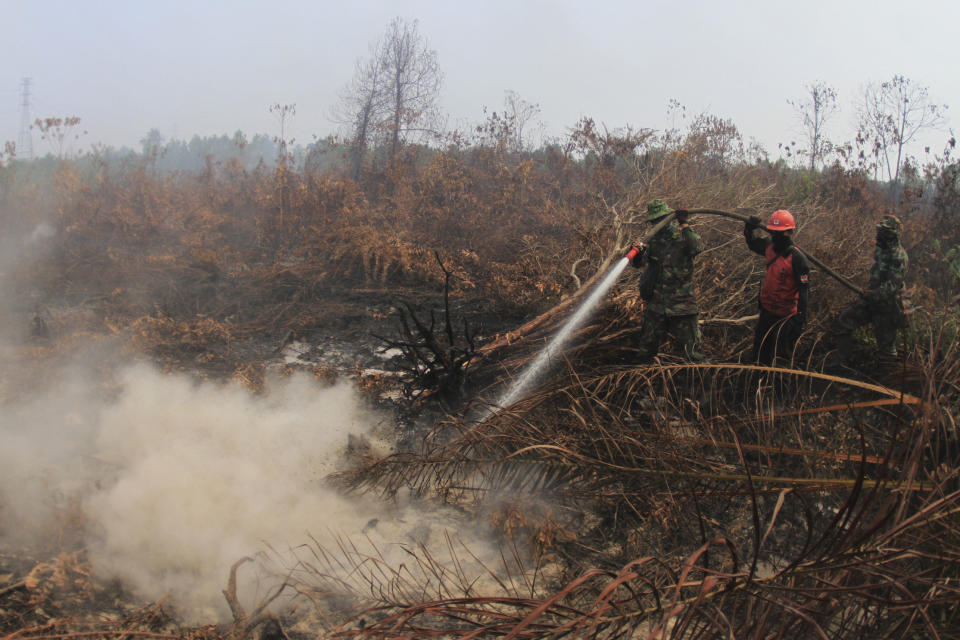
[877, 214, 902, 235]
[647, 199, 673, 222]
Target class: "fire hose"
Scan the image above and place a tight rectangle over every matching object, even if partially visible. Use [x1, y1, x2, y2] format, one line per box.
[479, 207, 864, 363]
[628, 208, 866, 298]
[625, 211, 677, 261]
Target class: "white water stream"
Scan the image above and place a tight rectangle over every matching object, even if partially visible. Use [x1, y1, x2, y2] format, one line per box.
[496, 256, 630, 408]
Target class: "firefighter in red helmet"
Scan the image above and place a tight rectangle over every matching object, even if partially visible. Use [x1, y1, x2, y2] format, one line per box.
[743, 210, 810, 365]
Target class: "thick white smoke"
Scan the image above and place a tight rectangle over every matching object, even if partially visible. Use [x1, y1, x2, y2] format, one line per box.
[87, 365, 394, 618]
[0, 359, 517, 624]
[0, 363, 395, 619]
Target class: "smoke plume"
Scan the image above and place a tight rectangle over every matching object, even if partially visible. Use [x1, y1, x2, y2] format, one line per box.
[0, 362, 400, 619]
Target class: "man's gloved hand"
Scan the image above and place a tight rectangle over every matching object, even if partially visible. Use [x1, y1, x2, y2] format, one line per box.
[675, 209, 689, 224]
[747, 215, 763, 230]
[627, 243, 646, 264]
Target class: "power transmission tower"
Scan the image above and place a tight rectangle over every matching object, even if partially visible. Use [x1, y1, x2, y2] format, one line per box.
[18, 78, 33, 159]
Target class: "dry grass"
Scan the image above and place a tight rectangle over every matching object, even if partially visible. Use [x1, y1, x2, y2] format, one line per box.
[319, 342, 958, 637]
[2, 119, 959, 638]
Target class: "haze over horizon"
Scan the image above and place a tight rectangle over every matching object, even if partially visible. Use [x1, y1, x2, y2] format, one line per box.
[3, 0, 957, 162]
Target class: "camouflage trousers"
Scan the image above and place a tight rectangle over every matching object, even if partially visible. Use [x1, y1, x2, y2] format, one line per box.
[835, 297, 903, 360]
[635, 312, 704, 362]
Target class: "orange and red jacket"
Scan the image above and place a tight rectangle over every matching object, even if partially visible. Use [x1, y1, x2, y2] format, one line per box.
[745, 231, 810, 318]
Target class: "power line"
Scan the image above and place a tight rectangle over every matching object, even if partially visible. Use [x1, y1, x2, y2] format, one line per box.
[18, 78, 33, 159]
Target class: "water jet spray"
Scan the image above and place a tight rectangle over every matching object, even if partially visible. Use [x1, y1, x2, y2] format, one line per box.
[494, 208, 864, 409]
[496, 213, 676, 408]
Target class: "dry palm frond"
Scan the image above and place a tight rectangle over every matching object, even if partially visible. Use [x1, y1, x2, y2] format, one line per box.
[292, 464, 960, 639]
[308, 463, 960, 639]
[340, 362, 922, 500]
[320, 349, 960, 637]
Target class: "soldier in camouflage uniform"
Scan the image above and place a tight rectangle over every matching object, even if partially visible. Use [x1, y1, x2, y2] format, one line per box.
[834, 214, 909, 362]
[629, 199, 705, 362]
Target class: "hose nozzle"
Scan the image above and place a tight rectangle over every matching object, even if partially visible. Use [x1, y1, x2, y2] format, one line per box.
[625, 245, 643, 261]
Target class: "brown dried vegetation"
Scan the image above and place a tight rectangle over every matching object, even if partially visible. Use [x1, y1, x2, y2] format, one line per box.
[1, 118, 960, 639]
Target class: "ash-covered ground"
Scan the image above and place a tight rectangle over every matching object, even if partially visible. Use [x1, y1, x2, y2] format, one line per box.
[0, 281, 527, 637]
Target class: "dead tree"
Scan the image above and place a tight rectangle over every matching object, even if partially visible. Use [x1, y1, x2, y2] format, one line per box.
[376, 252, 478, 403]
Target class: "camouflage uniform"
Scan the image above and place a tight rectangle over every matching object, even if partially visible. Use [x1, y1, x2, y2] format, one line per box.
[835, 215, 909, 360]
[630, 200, 704, 362]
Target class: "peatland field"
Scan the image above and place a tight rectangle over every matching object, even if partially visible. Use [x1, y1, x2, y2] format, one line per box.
[1, 117, 959, 639]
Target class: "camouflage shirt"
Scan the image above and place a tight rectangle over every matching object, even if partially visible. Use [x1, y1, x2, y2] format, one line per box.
[868, 242, 908, 300]
[631, 221, 702, 316]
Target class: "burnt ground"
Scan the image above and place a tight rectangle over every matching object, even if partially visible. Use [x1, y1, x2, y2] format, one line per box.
[265, 284, 510, 371]
[1, 275, 954, 638]
[0, 280, 531, 639]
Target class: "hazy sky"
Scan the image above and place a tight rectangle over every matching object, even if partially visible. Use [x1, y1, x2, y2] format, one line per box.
[3, 0, 958, 160]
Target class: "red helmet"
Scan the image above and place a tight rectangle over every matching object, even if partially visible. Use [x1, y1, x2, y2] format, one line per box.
[767, 209, 796, 231]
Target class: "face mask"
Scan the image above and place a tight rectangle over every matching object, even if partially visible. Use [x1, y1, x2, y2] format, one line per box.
[877, 231, 897, 247]
[772, 233, 792, 252]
